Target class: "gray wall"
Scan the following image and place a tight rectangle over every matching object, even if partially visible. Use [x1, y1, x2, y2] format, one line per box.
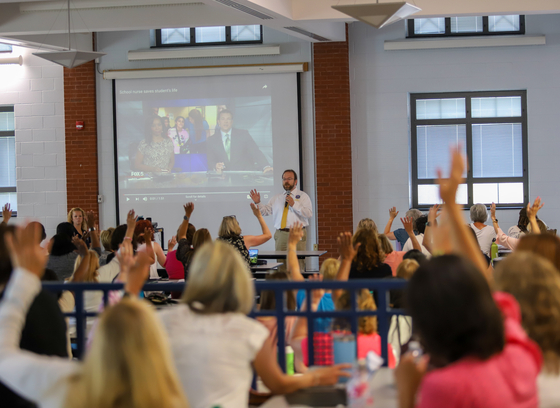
[349, 14, 560, 233]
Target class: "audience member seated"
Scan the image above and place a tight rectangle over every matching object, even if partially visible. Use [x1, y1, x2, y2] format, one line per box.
[139, 241, 350, 408]
[491, 200, 543, 250]
[469, 203, 496, 256]
[494, 252, 560, 407]
[402, 215, 431, 256]
[67, 238, 103, 338]
[348, 228, 392, 280]
[99, 227, 115, 266]
[47, 222, 80, 281]
[175, 204, 197, 280]
[379, 217, 420, 276]
[217, 203, 271, 266]
[135, 219, 165, 279]
[0, 227, 188, 408]
[97, 210, 137, 282]
[0, 224, 69, 408]
[67, 207, 89, 244]
[515, 233, 560, 273]
[384, 207, 423, 249]
[402, 249, 427, 265]
[174, 228, 211, 280]
[508, 206, 533, 238]
[356, 217, 378, 233]
[291, 288, 396, 368]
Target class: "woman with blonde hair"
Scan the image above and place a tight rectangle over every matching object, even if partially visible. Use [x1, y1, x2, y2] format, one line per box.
[67, 207, 90, 247]
[0, 225, 188, 408]
[218, 203, 271, 266]
[493, 252, 560, 407]
[151, 241, 350, 408]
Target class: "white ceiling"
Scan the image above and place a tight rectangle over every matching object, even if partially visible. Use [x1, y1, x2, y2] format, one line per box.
[0, 0, 559, 47]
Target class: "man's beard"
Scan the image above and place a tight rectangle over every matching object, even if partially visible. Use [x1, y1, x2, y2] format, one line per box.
[284, 183, 294, 191]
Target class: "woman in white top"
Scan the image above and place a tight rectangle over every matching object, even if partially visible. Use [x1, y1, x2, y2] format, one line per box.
[469, 203, 496, 257]
[0, 225, 188, 408]
[494, 252, 560, 408]
[137, 240, 350, 408]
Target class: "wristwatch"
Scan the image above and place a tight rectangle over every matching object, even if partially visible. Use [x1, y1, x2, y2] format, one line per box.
[183, 216, 189, 221]
[493, 219, 499, 223]
[426, 221, 431, 227]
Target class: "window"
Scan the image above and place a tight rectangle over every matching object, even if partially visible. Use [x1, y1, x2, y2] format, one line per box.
[407, 15, 524, 38]
[0, 106, 16, 215]
[0, 44, 12, 53]
[155, 25, 262, 47]
[410, 91, 528, 209]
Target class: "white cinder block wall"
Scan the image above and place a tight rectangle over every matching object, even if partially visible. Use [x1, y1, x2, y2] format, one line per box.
[349, 14, 560, 233]
[0, 46, 66, 235]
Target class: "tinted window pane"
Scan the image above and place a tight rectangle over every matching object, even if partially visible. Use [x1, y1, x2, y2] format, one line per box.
[195, 27, 226, 43]
[472, 123, 523, 178]
[0, 192, 16, 212]
[0, 111, 14, 131]
[489, 15, 520, 32]
[450, 16, 483, 33]
[0, 44, 12, 52]
[414, 18, 445, 34]
[161, 28, 190, 44]
[418, 184, 467, 205]
[231, 25, 261, 41]
[0, 136, 16, 187]
[471, 97, 522, 118]
[473, 183, 523, 204]
[417, 125, 467, 179]
[416, 98, 465, 120]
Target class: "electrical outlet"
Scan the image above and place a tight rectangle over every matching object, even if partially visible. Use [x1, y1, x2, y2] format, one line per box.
[313, 244, 318, 251]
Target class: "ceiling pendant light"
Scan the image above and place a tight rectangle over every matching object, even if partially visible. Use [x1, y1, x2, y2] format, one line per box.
[332, 2, 421, 29]
[33, 0, 105, 68]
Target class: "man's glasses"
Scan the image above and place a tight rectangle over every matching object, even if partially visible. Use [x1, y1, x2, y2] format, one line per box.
[282, 178, 294, 181]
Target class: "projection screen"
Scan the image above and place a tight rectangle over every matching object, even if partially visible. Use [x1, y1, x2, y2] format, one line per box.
[113, 73, 300, 250]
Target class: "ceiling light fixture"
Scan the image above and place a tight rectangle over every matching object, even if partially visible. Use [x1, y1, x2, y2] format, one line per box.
[332, 2, 421, 29]
[0, 56, 23, 65]
[32, 0, 105, 68]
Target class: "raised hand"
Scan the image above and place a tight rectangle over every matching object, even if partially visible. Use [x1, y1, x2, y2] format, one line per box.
[288, 222, 304, 247]
[168, 235, 177, 250]
[86, 210, 96, 229]
[389, 206, 399, 219]
[308, 274, 325, 310]
[4, 223, 47, 278]
[527, 197, 544, 220]
[437, 147, 465, 204]
[126, 209, 137, 230]
[144, 227, 153, 243]
[250, 202, 261, 218]
[72, 235, 89, 257]
[428, 204, 440, 223]
[1, 203, 12, 224]
[183, 202, 194, 219]
[401, 217, 414, 234]
[249, 189, 261, 204]
[337, 232, 360, 262]
[490, 202, 496, 221]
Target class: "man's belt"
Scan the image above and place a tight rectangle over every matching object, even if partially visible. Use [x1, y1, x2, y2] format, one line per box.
[278, 227, 306, 232]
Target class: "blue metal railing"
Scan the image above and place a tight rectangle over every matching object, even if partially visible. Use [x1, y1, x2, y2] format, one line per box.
[42, 279, 408, 369]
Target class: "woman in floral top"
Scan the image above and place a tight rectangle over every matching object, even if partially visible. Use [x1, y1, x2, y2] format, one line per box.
[135, 116, 175, 173]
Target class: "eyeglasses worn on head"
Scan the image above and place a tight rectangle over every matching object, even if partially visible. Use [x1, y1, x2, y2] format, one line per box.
[224, 215, 236, 219]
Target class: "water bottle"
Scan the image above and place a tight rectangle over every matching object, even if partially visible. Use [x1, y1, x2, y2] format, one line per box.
[285, 345, 295, 375]
[346, 360, 374, 408]
[491, 238, 498, 262]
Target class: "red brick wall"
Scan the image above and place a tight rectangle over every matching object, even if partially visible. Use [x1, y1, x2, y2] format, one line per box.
[64, 61, 99, 218]
[313, 26, 353, 260]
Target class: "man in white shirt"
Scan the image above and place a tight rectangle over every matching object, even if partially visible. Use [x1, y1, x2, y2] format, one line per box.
[250, 169, 312, 270]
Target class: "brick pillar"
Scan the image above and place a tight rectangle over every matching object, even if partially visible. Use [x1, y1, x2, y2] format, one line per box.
[313, 25, 352, 260]
[64, 61, 99, 218]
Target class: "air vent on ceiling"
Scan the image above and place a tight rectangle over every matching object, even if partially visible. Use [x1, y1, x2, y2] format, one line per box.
[213, 0, 273, 20]
[283, 27, 330, 41]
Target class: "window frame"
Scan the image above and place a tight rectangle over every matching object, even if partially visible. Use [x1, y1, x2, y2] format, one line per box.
[410, 90, 528, 210]
[0, 105, 16, 217]
[407, 15, 525, 38]
[153, 25, 263, 48]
